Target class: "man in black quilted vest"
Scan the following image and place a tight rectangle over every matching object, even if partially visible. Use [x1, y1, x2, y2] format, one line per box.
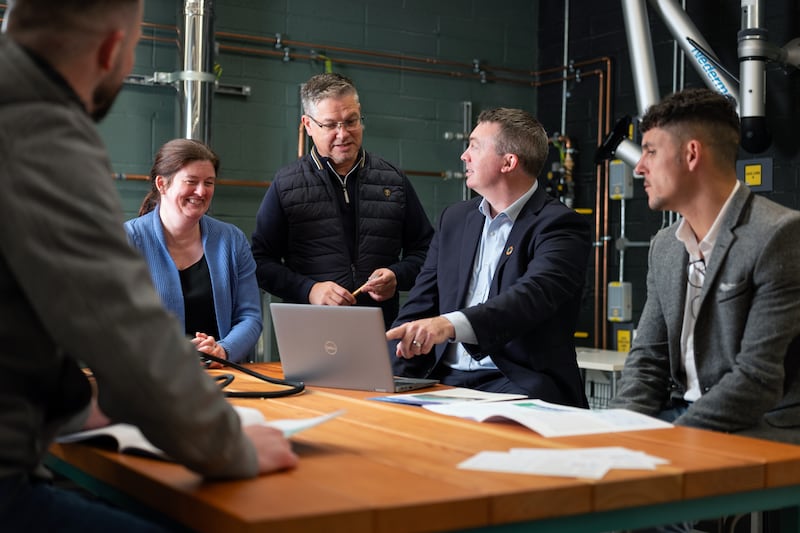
[252, 73, 433, 328]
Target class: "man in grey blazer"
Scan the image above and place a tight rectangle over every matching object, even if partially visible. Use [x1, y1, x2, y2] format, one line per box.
[610, 88, 800, 445]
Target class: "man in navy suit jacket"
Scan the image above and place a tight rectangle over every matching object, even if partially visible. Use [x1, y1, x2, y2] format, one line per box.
[386, 108, 591, 407]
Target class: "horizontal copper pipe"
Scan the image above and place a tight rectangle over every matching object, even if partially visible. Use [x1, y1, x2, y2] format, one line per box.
[141, 21, 178, 34]
[139, 34, 179, 45]
[113, 173, 270, 188]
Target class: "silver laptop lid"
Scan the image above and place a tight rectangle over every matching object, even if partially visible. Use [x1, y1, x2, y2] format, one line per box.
[270, 303, 398, 392]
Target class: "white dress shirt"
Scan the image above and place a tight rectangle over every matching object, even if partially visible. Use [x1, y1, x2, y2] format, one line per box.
[676, 180, 740, 401]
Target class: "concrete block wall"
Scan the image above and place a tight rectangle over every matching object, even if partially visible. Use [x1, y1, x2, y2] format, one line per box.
[99, 0, 542, 239]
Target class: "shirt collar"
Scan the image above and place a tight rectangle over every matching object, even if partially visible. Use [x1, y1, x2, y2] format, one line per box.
[676, 180, 740, 260]
[478, 181, 539, 222]
[20, 44, 87, 114]
[310, 146, 365, 178]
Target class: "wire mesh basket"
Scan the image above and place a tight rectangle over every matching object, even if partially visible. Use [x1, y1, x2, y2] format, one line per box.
[584, 369, 615, 410]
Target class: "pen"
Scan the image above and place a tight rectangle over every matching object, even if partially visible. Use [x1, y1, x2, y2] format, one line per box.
[351, 275, 377, 297]
[351, 281, 368, 297]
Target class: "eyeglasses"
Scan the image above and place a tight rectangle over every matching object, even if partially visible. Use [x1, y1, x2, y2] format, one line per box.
[687, 258, 706, 319]
[306, 115, 364, 132]
[687, 258, 706, 289]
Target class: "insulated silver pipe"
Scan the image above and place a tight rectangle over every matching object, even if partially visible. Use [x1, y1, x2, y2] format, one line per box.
[560, 0, 570, 134]
[738, 0, 770, 152]
[178, 0, 216, 143]
[614, 138, 643, 169]
[0, 0, 13, 33]
[650, 0, 740, 105]
[621, 0, 660, 116]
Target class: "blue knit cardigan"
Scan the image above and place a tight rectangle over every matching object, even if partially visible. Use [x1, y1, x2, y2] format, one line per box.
[124, 209, 262, 362]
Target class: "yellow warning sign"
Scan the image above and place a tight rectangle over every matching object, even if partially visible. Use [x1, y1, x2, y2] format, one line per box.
[744, 164, 762, 186]
[617, 329, 631, 352]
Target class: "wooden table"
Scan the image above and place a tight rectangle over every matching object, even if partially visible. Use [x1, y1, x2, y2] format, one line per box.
[47, 363, 800, 533]
[576, 347, 629, 373]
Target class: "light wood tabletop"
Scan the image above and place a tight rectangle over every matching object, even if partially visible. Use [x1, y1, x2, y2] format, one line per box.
[576, 347, 629, 372]
[48, 363, 800, 533]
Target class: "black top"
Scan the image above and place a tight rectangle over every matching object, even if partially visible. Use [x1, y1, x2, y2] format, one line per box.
[179, 255, 219, 339]
[325, 160, 359, 260]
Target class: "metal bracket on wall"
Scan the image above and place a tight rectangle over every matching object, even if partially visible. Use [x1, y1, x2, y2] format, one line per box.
[123, 74, 251, 97]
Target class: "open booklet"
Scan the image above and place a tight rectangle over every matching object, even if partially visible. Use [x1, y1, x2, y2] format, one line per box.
[424, 399, 672, 437]
[369, 387, 527, 406]
[56, 406, 344, 460]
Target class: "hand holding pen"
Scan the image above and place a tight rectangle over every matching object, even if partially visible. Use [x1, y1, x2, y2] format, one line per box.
[350, 279, 372, 298]
[351, 268, 397, 301]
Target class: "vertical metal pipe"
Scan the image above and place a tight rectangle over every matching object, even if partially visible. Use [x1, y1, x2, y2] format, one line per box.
[560, 0, 570, 134]
[738, 0, 771, 153]
[178, 0, 215, 143]
[741, 0, 762, 30]
[621, 0, 660, 116]
[0, 0, 13, 33]
[619, 198, 627, 283]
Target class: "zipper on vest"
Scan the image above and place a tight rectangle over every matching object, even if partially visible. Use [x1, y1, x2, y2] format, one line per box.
[332, 171, 349, 204]
[351, 264, 357, 290]
[326, 158, 358, 205]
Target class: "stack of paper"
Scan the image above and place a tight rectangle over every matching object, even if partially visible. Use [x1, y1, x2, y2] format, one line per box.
[425, 399, 673, 437]
[458, 446, 669, 479]
[370, 388, 526, 406]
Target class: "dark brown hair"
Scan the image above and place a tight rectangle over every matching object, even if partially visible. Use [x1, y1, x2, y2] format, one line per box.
[4, 0, 141, 60]
[138, 139, 220, 217]
[639, 88, 740, 165]
[477, 107, 549, 177]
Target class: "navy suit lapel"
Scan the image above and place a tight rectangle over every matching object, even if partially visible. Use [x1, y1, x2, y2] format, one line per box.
[489, 187, 545, 295]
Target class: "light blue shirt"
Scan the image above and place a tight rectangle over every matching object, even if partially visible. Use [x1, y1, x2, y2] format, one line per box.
[442, 181, 538, 370]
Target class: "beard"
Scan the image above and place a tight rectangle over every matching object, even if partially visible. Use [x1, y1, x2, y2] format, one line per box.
[91, 53, 127, 122]
[90, 77, 123, 122]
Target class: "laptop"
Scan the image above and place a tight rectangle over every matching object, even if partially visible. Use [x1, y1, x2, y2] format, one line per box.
[270, 303, 439, 393]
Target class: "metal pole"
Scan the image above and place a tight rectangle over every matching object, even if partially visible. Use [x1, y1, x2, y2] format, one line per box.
[621, 0, 660, 116]
[560, 0, 570, 135]
[178, 0, 216, 143]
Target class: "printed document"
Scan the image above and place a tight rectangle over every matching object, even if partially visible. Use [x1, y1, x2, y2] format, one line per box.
[425, 399, 672, 437]
[57, 406, 344, 460]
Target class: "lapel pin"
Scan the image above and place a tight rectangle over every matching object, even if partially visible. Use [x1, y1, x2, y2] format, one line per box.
[505, 245, 514, 256]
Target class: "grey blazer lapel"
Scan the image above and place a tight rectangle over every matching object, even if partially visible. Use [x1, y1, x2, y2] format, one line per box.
[695, 185, 752, 312]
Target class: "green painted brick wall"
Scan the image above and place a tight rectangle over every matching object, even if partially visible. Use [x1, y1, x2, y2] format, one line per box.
[100, 0, 541, 238]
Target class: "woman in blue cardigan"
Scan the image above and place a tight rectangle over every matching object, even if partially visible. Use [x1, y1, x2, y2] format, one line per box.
[125, 139, 262, 363]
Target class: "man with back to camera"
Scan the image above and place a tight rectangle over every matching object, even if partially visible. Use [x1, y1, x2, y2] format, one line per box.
[0, 1, 297, 530]
[386, 108, 592, 405]
[610, 88, 800, 444]
[251, 72, 434, 329]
